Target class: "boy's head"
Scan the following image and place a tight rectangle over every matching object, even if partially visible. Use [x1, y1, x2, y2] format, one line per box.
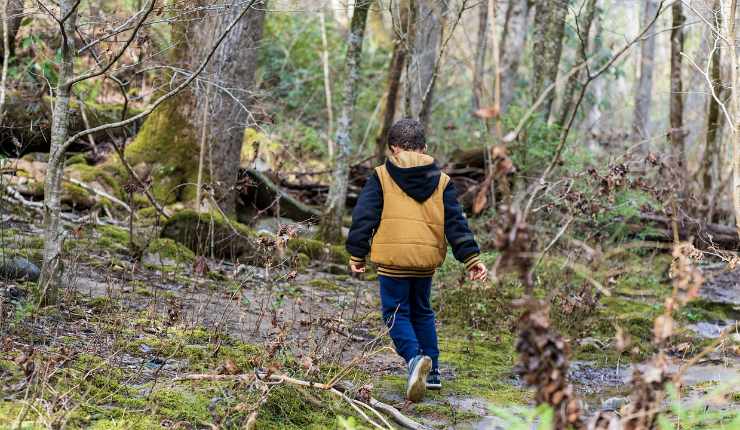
[387, 118, 426, 154]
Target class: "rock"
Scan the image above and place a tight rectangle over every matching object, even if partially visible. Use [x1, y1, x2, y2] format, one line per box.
[0, 256, 40, 281]
[161, 210, 259, 262]
[287, 238, 349, 264]
[255, 217, 299, 235]
[142, 238, 195, 268]
[601, 397, 629, 411]
[701, 269, 740, 306]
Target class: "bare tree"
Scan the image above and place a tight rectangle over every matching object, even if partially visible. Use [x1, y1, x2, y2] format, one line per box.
[500, 0, 529, 112]
[669, 2, 686, 170]
[531, 0, 568, 120]
[557, 0, 598, 127]
[376, 0, 409, 163]
[319, 0, 371, 243]
[0, 0, 21, 59]
[37, 0, 263, 303]
[632, 0, 659, 140]
[472, 2, 488, 110]
[702, 0, 723, 196]
[404, 0, 447, 128]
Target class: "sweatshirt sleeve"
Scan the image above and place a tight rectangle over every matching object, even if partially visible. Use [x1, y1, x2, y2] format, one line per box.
[346, 173, 383, 261]
[443, 181, 481, 269]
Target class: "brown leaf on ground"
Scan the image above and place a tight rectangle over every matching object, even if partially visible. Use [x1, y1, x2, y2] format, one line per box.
[473, 106, 500, 119]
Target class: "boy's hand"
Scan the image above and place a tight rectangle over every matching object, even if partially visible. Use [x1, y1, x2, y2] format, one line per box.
[468, 262, 488, 282]
[350, 261, 366, 273]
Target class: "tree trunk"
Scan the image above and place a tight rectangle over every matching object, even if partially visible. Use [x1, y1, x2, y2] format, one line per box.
[702, 0, 722, 196]
[557, 0, 597, 127]
[500, 0, 529, 112]
[205, 2, 266, 215]
[669, 2, 686, 170]
[124, 1, 266, 214]
[319, 0, 370, 243]
[472, 2, 488, 110]
[531, 0, 568, 120]
[632, 0, 659, 140]
[724, 0, 740, 239]
[0, 0, 21, 59]
[405, 0, 446, 128]
[375, 0, 409, 163]
[39, 0, 78, 304]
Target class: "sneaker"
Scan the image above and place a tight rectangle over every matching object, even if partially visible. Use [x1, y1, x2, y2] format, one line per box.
[406, 355, 432, 402]
[426, 368, 441, 390]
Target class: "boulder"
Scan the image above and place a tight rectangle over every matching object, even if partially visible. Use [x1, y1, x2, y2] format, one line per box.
[0, 256, 40, 282]
[160, 210, 257, 261]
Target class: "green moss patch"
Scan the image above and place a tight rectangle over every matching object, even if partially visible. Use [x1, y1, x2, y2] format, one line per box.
[287, 238, 349, 264]
[143, 238, 195, 268]
[160, 210, 257, 261]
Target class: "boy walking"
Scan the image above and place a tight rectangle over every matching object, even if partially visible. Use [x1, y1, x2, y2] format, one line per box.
[346, 119, 487, 402]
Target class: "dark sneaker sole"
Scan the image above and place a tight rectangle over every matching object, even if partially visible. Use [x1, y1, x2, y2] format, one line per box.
[406, 356, 432, 402]
[426, 382, 441, 390]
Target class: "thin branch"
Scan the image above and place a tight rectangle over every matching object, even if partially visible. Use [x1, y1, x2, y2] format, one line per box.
[681, 49, 733, 128]
[67, 0, 156, 86]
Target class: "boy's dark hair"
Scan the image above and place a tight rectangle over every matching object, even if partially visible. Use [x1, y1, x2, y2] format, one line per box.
[387, 118, 426, 151]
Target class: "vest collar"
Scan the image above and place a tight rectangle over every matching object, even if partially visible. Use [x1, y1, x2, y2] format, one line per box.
[388, 151, 435, 168]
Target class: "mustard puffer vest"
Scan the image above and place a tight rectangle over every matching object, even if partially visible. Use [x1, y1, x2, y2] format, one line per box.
[369, 156, 450, 272]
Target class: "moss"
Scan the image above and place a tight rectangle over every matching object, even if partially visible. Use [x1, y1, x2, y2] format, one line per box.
[65, 153, 88, 166]
[160, 210, 257, 261]
[94, 225, 132, 253]
[67, 163, 125, 200]
[308, 278, 344, 291]
[62, 183, 96, 209]
[144, 238, 195, 267]
[288, 238, 348, 264]
[123, 99, 199, 204]
[149, 388, 212, 423]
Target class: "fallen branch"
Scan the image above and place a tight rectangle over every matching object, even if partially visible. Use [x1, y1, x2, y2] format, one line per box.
[66, 177, 131, 213]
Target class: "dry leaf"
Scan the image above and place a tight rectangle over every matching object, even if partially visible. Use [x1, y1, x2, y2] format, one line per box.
[473, 106, 500, 119]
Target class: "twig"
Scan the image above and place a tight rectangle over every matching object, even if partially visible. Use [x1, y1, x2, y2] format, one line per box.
[66, 177, 131, 213]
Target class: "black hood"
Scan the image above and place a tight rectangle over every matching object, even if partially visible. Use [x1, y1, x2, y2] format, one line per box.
[385, 157, 441, 203]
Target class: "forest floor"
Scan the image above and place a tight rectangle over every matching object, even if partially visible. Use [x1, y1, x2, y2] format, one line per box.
[1, 210, 739, 429]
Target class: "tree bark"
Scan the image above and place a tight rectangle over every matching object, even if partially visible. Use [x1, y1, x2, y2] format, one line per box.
[0, 0, 21, 59]
[669, 2, 686, 169]
[124, 1, 266, 214]
[724, 0, 740, 239]
[531, 0, 567, 120]
[319, 0, 370, 243]
[39, 0, 78, 304]
[375, 0, 409, 163]
[632, 0, 659, 140]
[702, 0, 723, 196]
[500, 0, 529, 112]
[205, 2, 266, 215]
[557, 0, 598, 127]
[405, 0, 446, 128]
[472, 2, 488, 110]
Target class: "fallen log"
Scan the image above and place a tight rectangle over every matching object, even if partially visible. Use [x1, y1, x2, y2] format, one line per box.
[240, 169, 322, 222]
[635, 213, 739, 250]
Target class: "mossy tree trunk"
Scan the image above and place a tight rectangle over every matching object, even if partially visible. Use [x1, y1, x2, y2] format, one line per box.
[319, 0, 370, 243]
[531, 0, 568, 121]
[124, 1, 266, 214]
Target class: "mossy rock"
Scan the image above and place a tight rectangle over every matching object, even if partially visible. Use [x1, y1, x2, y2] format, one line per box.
[66, 163, 125, 201]
[62, 183, 96, 209]
[143, 238, 195, 268]
[287, 238, 349, 264]
[160, 210, 258, 261]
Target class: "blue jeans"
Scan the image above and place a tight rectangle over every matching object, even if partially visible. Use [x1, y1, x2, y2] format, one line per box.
[379, 275, 439, 370]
